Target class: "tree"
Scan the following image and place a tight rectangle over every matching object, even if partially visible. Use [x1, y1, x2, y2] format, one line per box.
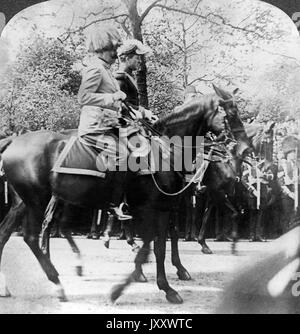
[3, 0, 299, 121]
[0, 35, 82, 132]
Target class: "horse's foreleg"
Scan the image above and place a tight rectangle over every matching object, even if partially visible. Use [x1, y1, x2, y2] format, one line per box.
[154, 211, 183, 304]
[197, 203, 213, 254]
[169, 221, 191, 281]
[24, 208, 67, 302]
[0, 202, 26, 297]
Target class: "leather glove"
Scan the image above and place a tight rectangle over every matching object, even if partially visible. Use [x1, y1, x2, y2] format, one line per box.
[113, 91, 127, 102]
[140, 107, 159, 122]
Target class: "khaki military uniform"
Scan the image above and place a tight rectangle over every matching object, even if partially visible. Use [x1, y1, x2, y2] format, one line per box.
[78, 56, 122, 136]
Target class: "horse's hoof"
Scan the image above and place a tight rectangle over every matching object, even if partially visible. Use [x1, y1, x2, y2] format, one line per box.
[166, 290, 183, 304]
[133, 272, 148, 283]
[110, 284, 124, 303]
[57, 290, 68, 302]
[177, 270, 192, 281]
[201, 247, 213, 255]
[76, 266, 83, 277]
[104, 240, 110, 249]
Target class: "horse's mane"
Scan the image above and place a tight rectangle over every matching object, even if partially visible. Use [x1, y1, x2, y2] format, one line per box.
[155, 95, 219, 130]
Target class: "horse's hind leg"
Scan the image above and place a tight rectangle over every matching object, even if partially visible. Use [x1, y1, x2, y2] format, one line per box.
[63, 230, 83, 277]
[169, 221, 191, 281]
[0, 202, 26, 297]
[58, 203, 84, 276]
[23, 207, 67, 302]
[110, 210, 153, 302]
[88, 209, 102, 239]
[110, 238, 151, 302]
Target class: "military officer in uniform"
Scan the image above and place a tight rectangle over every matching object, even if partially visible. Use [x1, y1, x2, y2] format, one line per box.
[78, 25, 133, 220]
[115, 39, 157, 122]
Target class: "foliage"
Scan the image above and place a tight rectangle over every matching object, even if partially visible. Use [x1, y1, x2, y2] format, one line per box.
[0, 35, 82, 132]
[143, 19, 183, 115]
[2, 0, 300, 128]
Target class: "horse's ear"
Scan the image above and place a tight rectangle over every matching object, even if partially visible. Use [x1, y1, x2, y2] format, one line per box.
[265, 121, 276, 133]
[212, 84, 223, 97]
[212, 84, 232, 100]
[233, 88, 239, 95]
[269, 121, 276, 131]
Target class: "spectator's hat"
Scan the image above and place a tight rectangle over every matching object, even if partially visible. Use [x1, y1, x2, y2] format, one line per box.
[118, 39, 152, 57]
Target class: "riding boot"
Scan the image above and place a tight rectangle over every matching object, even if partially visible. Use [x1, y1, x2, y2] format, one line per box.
[108, 172, 132, 221]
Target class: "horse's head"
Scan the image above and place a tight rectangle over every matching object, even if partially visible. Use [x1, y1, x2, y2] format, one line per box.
[212, 85, 252, 159]
[155, 94, 227, 138]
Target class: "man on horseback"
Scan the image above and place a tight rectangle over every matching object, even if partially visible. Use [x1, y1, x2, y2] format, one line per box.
[78, 25, 134, 220]
[115, 39, 157, 122]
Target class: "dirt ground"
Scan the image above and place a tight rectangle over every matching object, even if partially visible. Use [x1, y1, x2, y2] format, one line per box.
[0, 236, 270, 314]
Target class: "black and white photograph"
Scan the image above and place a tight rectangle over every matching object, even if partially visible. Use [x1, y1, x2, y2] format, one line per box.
[0, 0, 300, 316]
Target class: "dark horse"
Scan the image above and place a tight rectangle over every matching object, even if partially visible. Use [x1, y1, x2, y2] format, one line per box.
[195, 121, 276, 254]
[0, 86, 250, 303]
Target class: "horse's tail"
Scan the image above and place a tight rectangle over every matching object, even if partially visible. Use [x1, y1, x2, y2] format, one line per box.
[0, 136, 13, 154]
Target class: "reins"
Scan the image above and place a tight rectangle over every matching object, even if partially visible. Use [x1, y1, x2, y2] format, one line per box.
[121, 101, 236, 197]
[150, 149, 214, 197]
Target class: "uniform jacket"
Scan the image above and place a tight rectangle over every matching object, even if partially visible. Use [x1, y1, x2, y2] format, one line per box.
[78, 56, 122, 136]
[115, 71, 139, 110]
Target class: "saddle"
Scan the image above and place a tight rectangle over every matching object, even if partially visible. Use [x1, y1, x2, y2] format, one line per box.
[52, 132, 171, 178]
[52, 136, 109, 178]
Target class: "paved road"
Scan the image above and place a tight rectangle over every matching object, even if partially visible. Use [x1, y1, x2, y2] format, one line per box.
[0, 236, 270, 314]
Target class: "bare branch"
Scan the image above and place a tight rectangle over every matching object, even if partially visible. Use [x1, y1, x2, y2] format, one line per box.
[117, 16, 132, 36]
[59, 14, 128, 42]
[188, 76, 215, 85]
[155, 4, 267, 39]
[163, 36, 185, 52]
[140, 0, 162, 23]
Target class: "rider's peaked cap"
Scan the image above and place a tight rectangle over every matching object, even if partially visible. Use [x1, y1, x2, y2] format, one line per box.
[117, 39, 152, 57]
[86, 24, 122, 53]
